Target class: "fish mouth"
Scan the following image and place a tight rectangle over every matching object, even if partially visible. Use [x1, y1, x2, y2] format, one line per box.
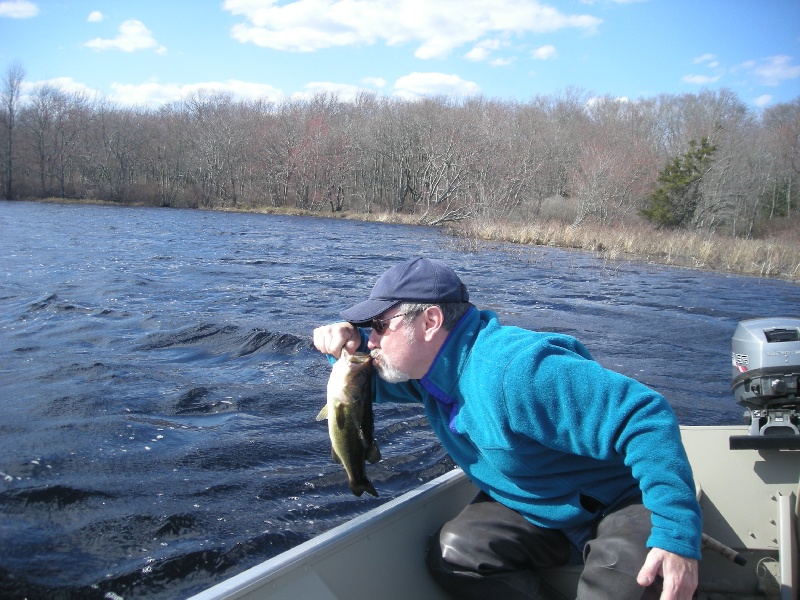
[349, 352, 371, 365]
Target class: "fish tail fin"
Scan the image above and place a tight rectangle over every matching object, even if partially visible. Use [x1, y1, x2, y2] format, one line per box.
[350, 480, 378, 498]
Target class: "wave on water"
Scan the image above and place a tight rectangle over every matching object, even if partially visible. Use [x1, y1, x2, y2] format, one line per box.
[24, 293, 118, 319]
[135, 323, 311, 359]
[0, 484, 116, 510]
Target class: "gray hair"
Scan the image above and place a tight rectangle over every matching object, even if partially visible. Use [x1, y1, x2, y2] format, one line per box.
[397, 301, 473, 332]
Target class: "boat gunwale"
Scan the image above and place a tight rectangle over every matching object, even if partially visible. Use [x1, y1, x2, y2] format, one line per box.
[188, 468, 468, 599]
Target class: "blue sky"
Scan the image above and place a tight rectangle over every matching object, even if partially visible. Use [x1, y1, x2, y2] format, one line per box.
[1, 0, 799, 109]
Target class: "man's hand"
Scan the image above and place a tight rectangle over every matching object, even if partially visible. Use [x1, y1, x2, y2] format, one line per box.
[313, 322, 361, 359]
[637, 547, 698, 599]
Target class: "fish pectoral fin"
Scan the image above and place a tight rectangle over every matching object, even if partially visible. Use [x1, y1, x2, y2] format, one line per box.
[315, 405, 328, 421]
[366, 441, 382, 464]
[334, 403, 346, 429]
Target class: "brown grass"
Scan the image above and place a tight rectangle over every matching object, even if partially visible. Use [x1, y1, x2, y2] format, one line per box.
[449, 218, 800, 282]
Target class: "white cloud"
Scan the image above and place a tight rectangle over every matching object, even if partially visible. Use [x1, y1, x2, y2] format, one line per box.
[87, 10, 104, 23]
[465, 39, 500, 62]
[692, 54, 718, 68]
[19, 77, 100, 105]
[85, 19, 166, 53]
[393, 72, 481, 100]
[108, 80, 284, 107]
[693, 53, 716, 64]
[465, 46, 490, 61]
[750, 55, 800, 87]
[223, 0, 600, 58]
[0, 0, 38, 18]
[586, 95, 630, 108]
[490, 57, 515, 67]
[19, 72, 479, 109]
[361, 77, 386, 89]
[107, 82, 183, 107]
[532, 44, 557, 60]
[294, 81, 371, 102]
[754, 94, 773, 107]
[464, 38, 514, 65]
[687, 54, 800, 91]
[682, 74, 721, 85]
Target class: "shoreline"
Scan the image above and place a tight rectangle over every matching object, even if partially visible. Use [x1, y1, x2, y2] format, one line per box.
[11, 197, 800, 283]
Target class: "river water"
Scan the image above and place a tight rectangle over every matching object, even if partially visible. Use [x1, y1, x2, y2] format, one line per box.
[0, 201, 797, 599]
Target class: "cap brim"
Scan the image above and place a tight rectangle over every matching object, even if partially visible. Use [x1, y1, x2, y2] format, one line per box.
[340, 298, 399, 326]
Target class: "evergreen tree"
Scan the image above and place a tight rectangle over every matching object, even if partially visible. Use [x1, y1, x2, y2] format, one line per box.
[640, 138, 717, 228]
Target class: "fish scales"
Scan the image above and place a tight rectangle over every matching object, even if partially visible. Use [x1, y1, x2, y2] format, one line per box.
[317, 349, 381, 497]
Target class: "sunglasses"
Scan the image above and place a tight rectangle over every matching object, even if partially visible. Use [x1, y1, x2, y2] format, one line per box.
[370, 312, 410, 334]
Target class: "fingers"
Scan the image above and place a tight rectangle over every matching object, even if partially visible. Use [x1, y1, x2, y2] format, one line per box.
[637, 549, 698, 600]
[636, 552, 659, 588]
[313, 322, 360, 359]
[342, 333, 361, 356]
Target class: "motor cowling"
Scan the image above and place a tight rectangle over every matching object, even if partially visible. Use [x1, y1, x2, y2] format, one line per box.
[731, 318, 800, 437]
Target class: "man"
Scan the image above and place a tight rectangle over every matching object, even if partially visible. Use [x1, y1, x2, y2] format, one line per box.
[313, 257, 701, 600]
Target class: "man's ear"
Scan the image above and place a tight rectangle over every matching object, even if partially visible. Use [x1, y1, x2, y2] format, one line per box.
[421, 306, 445, 341]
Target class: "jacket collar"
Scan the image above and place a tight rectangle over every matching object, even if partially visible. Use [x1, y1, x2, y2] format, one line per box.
[418, 306, 484, 431]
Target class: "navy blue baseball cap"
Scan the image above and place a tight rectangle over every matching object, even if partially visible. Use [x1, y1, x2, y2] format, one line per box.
[340, 258, 469, 325]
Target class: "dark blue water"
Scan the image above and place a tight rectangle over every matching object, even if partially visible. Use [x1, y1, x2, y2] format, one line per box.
[1, 201, 797, 599]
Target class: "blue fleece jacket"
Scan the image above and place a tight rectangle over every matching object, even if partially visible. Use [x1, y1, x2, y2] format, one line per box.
[352, 307, 702, 560]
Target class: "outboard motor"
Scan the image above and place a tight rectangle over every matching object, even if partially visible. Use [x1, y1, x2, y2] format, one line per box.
[731, 318, 800, 440]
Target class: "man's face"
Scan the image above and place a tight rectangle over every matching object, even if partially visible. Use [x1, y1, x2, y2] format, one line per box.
[368, 308, 419, 382]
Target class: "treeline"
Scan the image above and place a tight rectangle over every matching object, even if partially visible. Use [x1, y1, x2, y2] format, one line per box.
[2, 61, 798, 238]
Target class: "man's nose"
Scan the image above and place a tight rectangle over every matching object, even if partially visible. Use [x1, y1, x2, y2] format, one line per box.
[367, 330, 380, 349]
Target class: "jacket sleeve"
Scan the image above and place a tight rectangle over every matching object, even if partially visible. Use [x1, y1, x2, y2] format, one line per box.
[503, 335, 702, 560]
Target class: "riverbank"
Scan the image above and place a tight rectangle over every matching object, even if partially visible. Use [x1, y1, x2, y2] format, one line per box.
[18, 197, 800, 282]
[450, 218, 800, 282]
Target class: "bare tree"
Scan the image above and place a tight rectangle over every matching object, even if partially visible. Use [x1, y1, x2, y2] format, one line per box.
[1, 60, 25, 199]
[762, 100, 800, 220]
[21, 83, 91, 198]
[148, 102, 191, 207]
[574, 97, 660, 225]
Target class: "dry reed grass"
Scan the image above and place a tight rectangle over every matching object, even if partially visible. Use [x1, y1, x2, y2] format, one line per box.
[450, 218, 800, 282]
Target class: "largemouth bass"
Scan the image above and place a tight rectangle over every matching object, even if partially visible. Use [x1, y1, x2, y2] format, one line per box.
[316, 349, 381, 497]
